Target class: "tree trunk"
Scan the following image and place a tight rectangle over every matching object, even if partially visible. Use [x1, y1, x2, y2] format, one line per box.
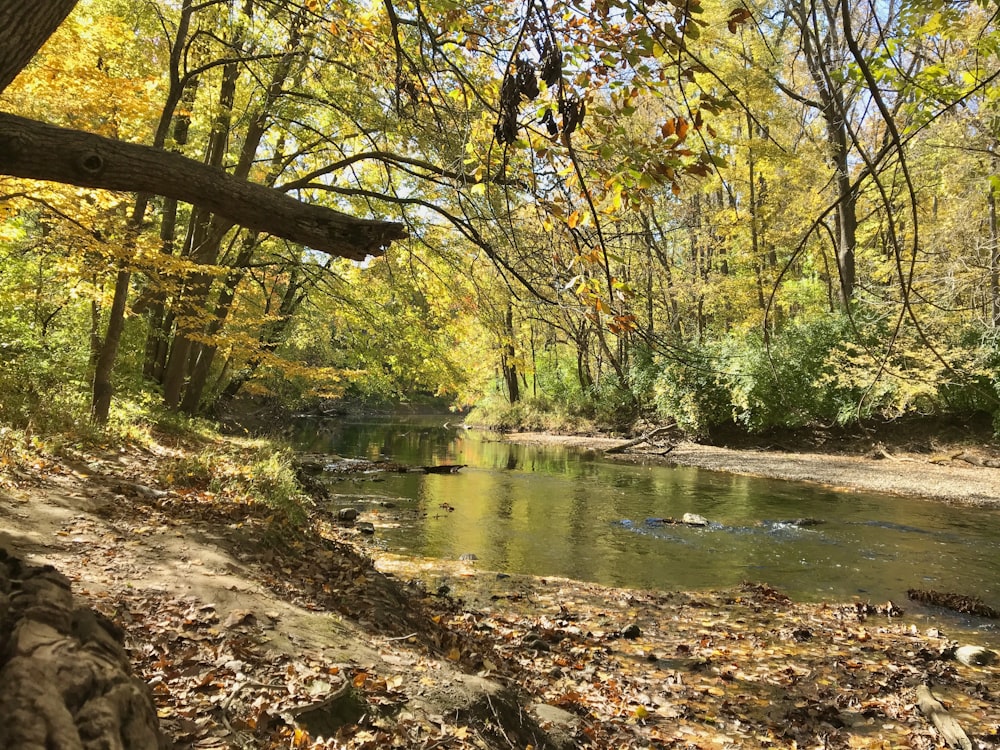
[179, 234, 259, 413]
[791, 0, 857, 306]
[501, 304, 520, 403]
[90, 0, 196, 421]
[90, 267, 132, 423]
[989, 163, 999, 326]
[144, 74, 200, 381]
[175, 18, 304, 412]
[162, 36, 244, 410]
[0, 548, 166, 750]
[832, 147, 858, 305]
[0, 0, 79, 95]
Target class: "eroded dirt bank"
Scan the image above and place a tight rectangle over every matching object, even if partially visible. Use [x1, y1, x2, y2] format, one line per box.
[2, 436, 1000, 748]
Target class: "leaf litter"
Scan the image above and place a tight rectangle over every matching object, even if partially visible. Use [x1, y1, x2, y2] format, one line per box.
[3, 442, 1000, 749]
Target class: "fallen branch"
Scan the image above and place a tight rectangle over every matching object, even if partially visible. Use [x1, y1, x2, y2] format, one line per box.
[415, 464, 466, 474]
[605, 425, 676, 455]
[907, 589, 1000, 619]
[645, 513, 710, 528]
[915, 685, 973, 750]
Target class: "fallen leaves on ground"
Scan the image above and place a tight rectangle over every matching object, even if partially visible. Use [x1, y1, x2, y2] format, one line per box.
[4, 442, 1000, 749]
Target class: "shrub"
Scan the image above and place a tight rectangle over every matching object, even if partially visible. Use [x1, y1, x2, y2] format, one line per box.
[652, 341, 734, 434]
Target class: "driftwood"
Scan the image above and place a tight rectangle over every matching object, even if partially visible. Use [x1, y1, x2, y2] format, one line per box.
[955, 451, 1000, 468]
[907, 589, 1000, 619]
[646, 513, 711, 528]
[605, 425, 676, 455]
[414, 464, 466, 474]
[915, 685, 973, 750]
[0, 548, 166, 750]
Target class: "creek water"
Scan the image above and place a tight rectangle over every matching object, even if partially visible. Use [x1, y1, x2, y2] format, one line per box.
[294, 416, 1000, 620]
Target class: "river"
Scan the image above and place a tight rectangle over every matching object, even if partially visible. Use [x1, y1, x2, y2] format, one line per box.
[293, 415, 1000, 618]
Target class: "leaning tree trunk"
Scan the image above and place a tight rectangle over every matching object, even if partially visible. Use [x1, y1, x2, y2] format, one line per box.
[0, 0, 80, 95]
[0, 548, 166, 749]
[0, 0, 404, 258]
[790, 0, 858, 307]
[989, 153, 999, 327]
[0, 115, 404, 258]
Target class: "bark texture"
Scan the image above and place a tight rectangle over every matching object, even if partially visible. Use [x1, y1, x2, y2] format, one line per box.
[0, 548, 166, 750]
[0, 113, 406, 259]
[0, 0, 79, 94]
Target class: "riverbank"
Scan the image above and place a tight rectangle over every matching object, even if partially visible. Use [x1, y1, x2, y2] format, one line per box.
[3, 427, 1000, 748]
[503, 428, 1000, 507]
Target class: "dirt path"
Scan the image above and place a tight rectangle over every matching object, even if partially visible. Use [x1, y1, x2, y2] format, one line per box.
[505, 433, 1000, 507]
[0, 454, 555, 748]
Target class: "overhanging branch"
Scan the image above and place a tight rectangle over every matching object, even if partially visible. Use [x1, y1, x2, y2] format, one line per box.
[0, 113, 407, 259]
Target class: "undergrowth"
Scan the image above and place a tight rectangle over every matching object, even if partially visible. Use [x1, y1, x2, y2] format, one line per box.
[0, 386, 312, 527]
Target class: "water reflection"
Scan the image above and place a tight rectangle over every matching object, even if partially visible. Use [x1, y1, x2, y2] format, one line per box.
[293, 417, 1000, 608]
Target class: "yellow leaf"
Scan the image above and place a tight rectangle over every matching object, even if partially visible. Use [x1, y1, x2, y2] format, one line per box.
[447, 647, 461, 661]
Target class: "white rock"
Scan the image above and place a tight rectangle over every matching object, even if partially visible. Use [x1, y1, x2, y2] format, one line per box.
[955, 645, 996, 666]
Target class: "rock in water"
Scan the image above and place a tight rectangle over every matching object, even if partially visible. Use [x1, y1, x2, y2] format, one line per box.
[682, 513, 710, 527]
[955, 645, 996, 666]
[337, 507, 359, 522]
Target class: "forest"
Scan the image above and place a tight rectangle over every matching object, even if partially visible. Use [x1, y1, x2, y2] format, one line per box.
[3, 3, 1000, 748]
[0, 0, 998, 438]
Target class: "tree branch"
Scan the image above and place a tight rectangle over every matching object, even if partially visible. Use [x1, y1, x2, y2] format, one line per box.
[0, 113, 406, 259]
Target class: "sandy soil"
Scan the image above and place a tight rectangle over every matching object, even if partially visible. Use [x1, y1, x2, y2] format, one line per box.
[504, 432, 1000, 507]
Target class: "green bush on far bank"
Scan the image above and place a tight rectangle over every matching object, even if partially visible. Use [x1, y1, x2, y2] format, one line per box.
[655, 316, 1000, 435]
[465, 392, 600, 434]
[467, 315, 1000, 438]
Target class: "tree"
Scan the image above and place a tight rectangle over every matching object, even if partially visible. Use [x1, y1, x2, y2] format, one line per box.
[0, 0, 406, 422]
[0, 2, 405, 258]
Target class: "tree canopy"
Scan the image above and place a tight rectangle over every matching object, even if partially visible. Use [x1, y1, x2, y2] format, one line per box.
[0, 0, 998, 432]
